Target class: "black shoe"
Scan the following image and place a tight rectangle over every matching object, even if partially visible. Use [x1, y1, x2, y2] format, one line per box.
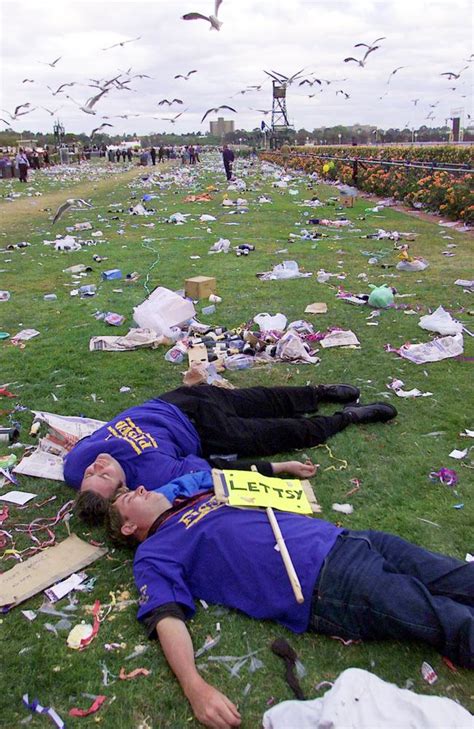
[343, 401, 397, 424]
[318, 384, 360, 403]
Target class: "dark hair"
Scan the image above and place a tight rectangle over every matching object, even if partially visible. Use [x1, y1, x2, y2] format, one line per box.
[105, 485, 139, 548]
[74, 490, 109, 526]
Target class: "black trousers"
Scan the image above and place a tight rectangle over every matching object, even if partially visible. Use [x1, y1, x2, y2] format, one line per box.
[18, 164, 28, 182]
[159, 385, 350, 457]
[224, 161, 233, 180]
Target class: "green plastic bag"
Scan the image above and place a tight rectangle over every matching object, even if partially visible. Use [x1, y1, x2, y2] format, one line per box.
[368, 284, 394, 308]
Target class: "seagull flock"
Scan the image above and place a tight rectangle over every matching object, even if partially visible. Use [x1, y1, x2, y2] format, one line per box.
[2, 1, 472, 136]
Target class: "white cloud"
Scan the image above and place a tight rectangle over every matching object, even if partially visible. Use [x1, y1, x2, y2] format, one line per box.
[0, 0, 472, 136]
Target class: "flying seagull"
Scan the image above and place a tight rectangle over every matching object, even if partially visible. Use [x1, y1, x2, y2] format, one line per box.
[102, 36, 141, 51]
[298, 78, 322, 87]
[22, 79, 35, 83]
[251, 108, 272, 115]
[160, 110, 187, 124]
[174, 70, 198, 80]
[354, 37, 386, 48]
[201, 105, 236, 122]
[336, 90, 350, 99]
[182, 0, 223, 30]
[158, 98, 184, 106]
[91, 123, 113, 137]
[344, 46, 380, 67]
[386, 66, 407, 84]
[440, 67, 468, 80]
[52, 199, 92, 225]
[67, 88, 110, 115]
[264, 68, 305, 85]
[411, 98, 419, 106]
[48, 82, 78, 96]
[41, 106, 63, 116]
[38, 56, 62, 67]
[2, 103, 36, 120]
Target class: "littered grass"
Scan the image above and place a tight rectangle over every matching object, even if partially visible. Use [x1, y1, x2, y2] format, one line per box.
[0, 157, 472, 727]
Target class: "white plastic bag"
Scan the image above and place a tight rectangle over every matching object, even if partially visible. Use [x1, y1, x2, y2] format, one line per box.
[276, 330, 318, 363]
[133, 287, 195, 336]
[254, 313, 287, 331]
[396, 259, 428, 272]
[418, 306, 463, 336]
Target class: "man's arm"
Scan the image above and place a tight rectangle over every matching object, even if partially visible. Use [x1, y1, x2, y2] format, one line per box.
[156, 617, 241, 728]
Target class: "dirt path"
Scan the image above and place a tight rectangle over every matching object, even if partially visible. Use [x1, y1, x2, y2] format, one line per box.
[0, 164, 148, 232]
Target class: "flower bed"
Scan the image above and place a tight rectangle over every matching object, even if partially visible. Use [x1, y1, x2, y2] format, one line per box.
[261, 145, 474, 225]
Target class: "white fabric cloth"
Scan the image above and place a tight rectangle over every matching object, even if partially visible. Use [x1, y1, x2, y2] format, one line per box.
[262, 668, 474, 729]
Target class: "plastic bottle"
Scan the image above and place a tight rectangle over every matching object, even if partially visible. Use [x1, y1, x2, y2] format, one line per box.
[164, 341, 188, 364]
[224, 354, 254, 371]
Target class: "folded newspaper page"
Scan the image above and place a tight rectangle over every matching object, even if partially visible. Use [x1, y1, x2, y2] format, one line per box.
[13, 411, 105, 481]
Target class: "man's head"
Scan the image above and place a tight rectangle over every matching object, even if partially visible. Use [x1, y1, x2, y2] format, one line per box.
[80, 453, 126, 499]
[106, 485, 171, 547]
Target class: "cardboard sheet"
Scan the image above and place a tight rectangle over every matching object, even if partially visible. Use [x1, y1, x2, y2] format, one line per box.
[0, 534, 107, 608]
[212, 469, 320, 514]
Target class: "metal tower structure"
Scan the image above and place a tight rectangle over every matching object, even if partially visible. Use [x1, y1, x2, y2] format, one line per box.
[271, 81, 290, 131]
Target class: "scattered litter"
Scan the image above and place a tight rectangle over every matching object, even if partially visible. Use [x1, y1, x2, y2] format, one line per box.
[69, 695, 106, 718]
[257, 261, 312, 281]
[418, 307, 463, 336]
[429, 468, 458, 487]
[0, 490, 36, 506]
[11, 329, 40, 345]
[254, 313, 287, 331]
[332, 503, 353, 515]
[368, 284, 394, 308]
[21, 610, 37, 622]
[22, 695, 65, 728]
[44, 572, 88, 603]
[387, 379, 432, 398]
[125, 644, 149, 660]
[396, 258, 429, 272]
[421, 661, 438, 685]
[320, 330, 359, 348]
[454, 279, 474, 289]
[449, 448, 468, 460]
[195, 629, 222, 658]
[305, 302, 327, 315]
[385, 333, 463, 364]
[119, 667, 151, 680]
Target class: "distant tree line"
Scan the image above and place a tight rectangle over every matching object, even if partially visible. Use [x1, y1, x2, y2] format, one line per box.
[0, 123, 472, 149]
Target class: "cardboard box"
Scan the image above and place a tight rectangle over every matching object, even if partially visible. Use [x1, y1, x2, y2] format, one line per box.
[339, 196, 355, 208]
[185, 276, 216, 300]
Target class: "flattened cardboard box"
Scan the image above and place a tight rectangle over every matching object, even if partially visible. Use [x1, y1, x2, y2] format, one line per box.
[0, 534, 107, 608]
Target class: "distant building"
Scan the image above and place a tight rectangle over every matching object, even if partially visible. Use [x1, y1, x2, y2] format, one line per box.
[209, 117, 235, 136]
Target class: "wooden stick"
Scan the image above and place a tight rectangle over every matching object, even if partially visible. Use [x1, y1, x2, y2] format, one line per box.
[266, 506, 304, 604]
[248, 465, 304, 604]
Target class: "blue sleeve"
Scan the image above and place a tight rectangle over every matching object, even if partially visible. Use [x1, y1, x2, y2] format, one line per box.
[135, 556, 196, 623]
[157, 471, 213, 503]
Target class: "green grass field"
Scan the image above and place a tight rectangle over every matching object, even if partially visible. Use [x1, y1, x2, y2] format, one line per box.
[0, 156, 472, 727]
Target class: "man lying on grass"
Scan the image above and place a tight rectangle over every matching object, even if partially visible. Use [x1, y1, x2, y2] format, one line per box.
[105, 471, 473, 729]
[65, 382, 396, 524]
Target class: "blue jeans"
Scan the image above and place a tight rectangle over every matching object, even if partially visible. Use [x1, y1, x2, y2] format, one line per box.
[309, 531, 474, 667]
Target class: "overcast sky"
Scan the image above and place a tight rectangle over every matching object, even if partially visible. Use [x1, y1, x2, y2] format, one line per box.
[1, 0, 472, 137]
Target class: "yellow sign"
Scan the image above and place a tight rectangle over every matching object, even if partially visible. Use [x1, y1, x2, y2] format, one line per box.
[216, 470, 313, 514]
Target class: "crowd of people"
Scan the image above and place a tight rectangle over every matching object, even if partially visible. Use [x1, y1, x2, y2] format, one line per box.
[0, 141, 241, 181]
[0, 146, 52, 180]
